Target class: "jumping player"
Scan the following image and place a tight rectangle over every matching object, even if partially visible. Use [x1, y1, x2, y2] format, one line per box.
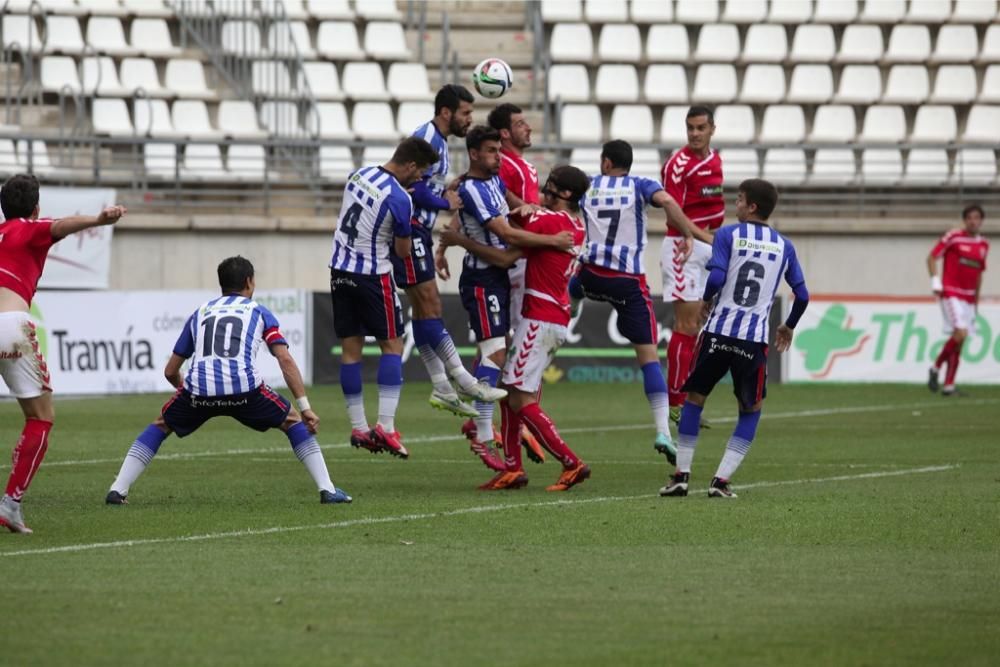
[0, 174, 126, 532]
[106, 256, 350, 505]
[660, 179, 809, 499]
[927, 204, 988, 396]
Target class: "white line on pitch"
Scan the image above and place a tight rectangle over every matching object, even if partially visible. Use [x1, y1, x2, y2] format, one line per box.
[0, 465, 957, 558]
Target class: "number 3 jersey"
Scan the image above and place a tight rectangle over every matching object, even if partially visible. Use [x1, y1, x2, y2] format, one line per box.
[704, 222, 806, 344]
[330, 166, 414, 275]
[173, 295, 287, 396]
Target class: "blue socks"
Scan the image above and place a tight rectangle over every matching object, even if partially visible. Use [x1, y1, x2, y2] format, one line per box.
[377, 353, 403, 432]
[641, 361, 670, 434]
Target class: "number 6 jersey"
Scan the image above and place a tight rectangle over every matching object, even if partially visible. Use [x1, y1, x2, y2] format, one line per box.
[173, 295, 287, 396]
[704, 222, 806, 344]
[329, 166, 413, 275]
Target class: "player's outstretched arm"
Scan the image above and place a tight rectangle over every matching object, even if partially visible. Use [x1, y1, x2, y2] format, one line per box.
[487, 217, 574, 251]
[653, 191, 712, 245]
[440, 227, 522, 268]
[394, 234, 412, 261]
[51, 205, 127, 241]
[273, 344, 319, 433]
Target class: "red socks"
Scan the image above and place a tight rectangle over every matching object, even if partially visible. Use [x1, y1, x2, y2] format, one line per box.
[944, 339, 964, 387]
[518, 403, 579, 469]
[500, 400, 522, 472]
[934, 337, 957, 369]
[667, 331, 697, 406]
[6, 419, 53, 501]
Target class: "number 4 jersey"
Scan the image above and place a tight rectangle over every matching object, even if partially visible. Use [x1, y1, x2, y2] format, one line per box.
[330, 166, 413, 276]
[173, 295, 287, 396]
[704, 222, 806, 344]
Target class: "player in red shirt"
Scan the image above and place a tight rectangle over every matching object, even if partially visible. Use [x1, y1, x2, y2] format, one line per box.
[926, 204, 989, 396]
[444, 166, 592, 491]
[660, 106, 724, 427]
[0, 174, 126, 533]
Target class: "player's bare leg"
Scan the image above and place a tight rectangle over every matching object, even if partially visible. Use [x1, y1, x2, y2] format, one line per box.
[0, 392, 55, 533]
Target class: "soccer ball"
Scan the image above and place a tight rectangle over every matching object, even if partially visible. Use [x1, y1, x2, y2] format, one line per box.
[472, 58, 513, 99]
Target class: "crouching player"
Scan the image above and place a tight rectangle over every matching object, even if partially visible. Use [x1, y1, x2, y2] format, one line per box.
[660, 179, 809, 499]
[106, 256, 351, 505]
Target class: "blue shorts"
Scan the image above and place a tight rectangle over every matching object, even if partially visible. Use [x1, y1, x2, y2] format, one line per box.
[161, 386, 290, 438]
[683, 333, 769, 409]
[390, 221, 435, 287]
[578, 264, 658, 345]
[330, 268, 404, 340]
[459, 267, 510, 342]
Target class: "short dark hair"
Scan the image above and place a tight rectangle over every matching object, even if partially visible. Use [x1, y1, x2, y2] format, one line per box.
[739, 178, 779, 220]
[547, 165, 590, 212]
[487, 103, 522, 132]
[434, 84, 474, 117]
[601, 140, 633, 171]
[687, 105, 715, 125]
[962, 204, 985, 220]
[466, 124, 500, 151]
[391, 136, 439, 169]
[0, 173, 40, 220]
[218, 256, 254, 294]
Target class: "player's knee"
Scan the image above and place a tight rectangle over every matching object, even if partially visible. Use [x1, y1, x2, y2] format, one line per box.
[478, 337, 506, 364]
[410, 281, 442, 318]
[953, 328, 968, 342]
[380, 337, 405, 355]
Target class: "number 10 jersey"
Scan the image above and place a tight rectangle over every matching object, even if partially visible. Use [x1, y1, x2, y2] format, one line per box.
[704, 222, 805, 344]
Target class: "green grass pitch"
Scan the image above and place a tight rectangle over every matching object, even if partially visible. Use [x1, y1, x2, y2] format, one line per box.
[1, 383, 998, 666]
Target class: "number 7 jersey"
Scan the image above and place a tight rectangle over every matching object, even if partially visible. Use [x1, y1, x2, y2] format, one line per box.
[704, 222, 806, 344]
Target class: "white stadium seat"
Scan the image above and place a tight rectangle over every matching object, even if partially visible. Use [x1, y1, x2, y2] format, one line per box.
[260, 101, 303, 136]
[130, 18, 182, 58]
[719, 149, 760, 183]
[261, 0, 308, 19]
[570, 147, 603, 171]
[644, 65, 688, 104]
[813, 0, 858, 23]
[395, 102, 432, 137]
[980, 66, 1000, 102]
[299, 62, 344, 101]
[981, 25, 1000, 63]
[40, 55, 81, 94]
[858, 0, 906, 23]
[541, 0, 582, 22]
[92, 98, 133, 136]
[630, 0, 672, 23]
[759, 105, 806, 143]
[929, 65, 977, 103]
[809, 149, 857, 185]
[548, 64, 591, 103]
[354, 0, 402, 21]
[598, 24, 641, 62]
[319, 145, 355, 183]
[721, 0, 766, 23]
[712, 105, 756, 143]
[171, 100, 223, 140]
[903, 149, 950, 185]
[268, 21, 316, 59]
[660, 107, 689, 146]
[217, 100, 268, 140]
[316, 22, 364, 60]
[0, 139, 21, 176]
[859, 105, 906, 143]
[631, 148, 662, 180]
[951, 149, 998, 185]
[769, 0, 813, 23]
[165, 59, 214, 100]
[81, 56, 130, 96]
[739, 65, 785, 104]
[362, 146, 396, 167]
[694, 23, 740, 62]
[124, 0, 173, 17]
[809, 105, 857, 143]
[585, 0, 628, 23]
[692, 64, 737, 103]
[646, 25, 689, 62]
[342, 62, 389, 101]
[884, 26, 932, 63]
[308, 102, 353, 139]
[221, 20, 263, 56]
[742, 24, 787, 63]
[836, 25, 883, 63]
[38, 0, 86, 15]
[834, 65, 882, 104]
[861, 149, 903, 185]
[786, 64, 833, 103]
[86, 16, 138, 56]
[951, 0, 998, 22]
[910, 105, 957, 143]
[227, 145, 266, 182]
[595, 64, 639, 103]
[364, 22, 412, 60]
[386, 63, 433, 101]
[905, 0, 952, 22]
[882, 65, 929, 104]
[144, 142, 177, 178]
[560, 104, 602, 142]
[351, 102, 398, 141]
[763, 148, 807, 185]
[790, 24, 836, 63]
[44, 16, 85, 55]
[3, 15, 43, 53]
[182, 144, 228, 181]
[16, 140, 56, 177]
[119, 58, 170, 98]
[308, 0, 354, 20]
[608, 104, 653, 143]
[251, 62, 294, 98]
[675, 0, 719, 23]
[930, 25, 978, 63]
[550, 23, 593, 62]
[963, 105, 1000, 142]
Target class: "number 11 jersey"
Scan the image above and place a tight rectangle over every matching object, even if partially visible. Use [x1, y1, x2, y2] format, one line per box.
[704, 222, 805, 344]
[330, 166, 413, 276]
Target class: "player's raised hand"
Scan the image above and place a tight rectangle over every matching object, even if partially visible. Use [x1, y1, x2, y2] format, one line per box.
[551, 230, 577, 253]
[674, 237, 694, 263]
[774, 324, 794, 352]
[97, 205, 127, 225]
[513, 203, 541, 219]
[301, 409, 320, 434]
[445, 190, 463, 211]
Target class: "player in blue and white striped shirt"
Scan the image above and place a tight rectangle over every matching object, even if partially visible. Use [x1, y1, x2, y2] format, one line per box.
[660, 179, 809, 499]
[107, 257, 351, 505]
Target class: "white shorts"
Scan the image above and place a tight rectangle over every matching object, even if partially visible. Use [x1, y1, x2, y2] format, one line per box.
[508, 258, 526, 333]
[940, 297, 977, 335]
[502, 317, 567, 394]
[661, 237, 712, 302]
[0, 311, 52, 399]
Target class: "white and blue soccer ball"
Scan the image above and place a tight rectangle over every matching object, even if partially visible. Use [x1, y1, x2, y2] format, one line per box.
[472, 58, 513, 99]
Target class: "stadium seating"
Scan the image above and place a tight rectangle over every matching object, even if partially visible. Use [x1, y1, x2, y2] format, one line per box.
[929, 65, 977, 103]
[386, 63, 432, 101]
[135, 98, 181, 138]
[86, 17, 138, 56]
[809, 105, 857, 143]
[585, 0, 628, 23]
[144, 143, 177, 178]
[835, 65, 882, 104]
[260, 101, 303, 136]
[316, 22, 364, 60]
[790, 25, 836, 62]
[814, 0, 859, 23]
[692, 64, 738, 103]
[722, 0, 767, 23]
[597, 24, 641, 62]
[351, 102, 398, 141]
[981, 66, 1000, 102]
[769, 0, 813, 23]
[719, 148, 760, 182]
[268, 21, 317, 59]
[217, 101, 268, 140]
[44, 16, 86, 55]
[951, 148, 998, 185]
[40, 55, 81, 94]
[952, 0, 998, 22]
[307, 0, 354, 21]
[364, 22, 412, 60]
[786, 65, 834, 103]
[3, 15, 44, 53]
[608, 104, 653, 143]
[763, 148, 807, 185]
[342, 62, 389, 101]
[560, 104, 602, 142]
[120, 58, 171, 97]
[859, 0, 906, 23]
[309, 102, 353, 139]
[299, 62, 344, 101]
[165, 60, 214, 100]
[931, 24, 979, 62]
[861, 148, 904, 185]
[91, 98, 133, 136]
[81, 56, 130, 97]
[396, 102, 433, 137]
[882, 65, 929, 104]
[130, 18, 182, 58]
[182, 144, 228, 181]
[742, 24, 787, 62]
[859, 105, 907, 143]
[675, 0, 719, 23]
[630, 0, 672, 22]
[759, 105, 806, 143]
[903, 149, 950, 185]
[739, 65, 786, 104]
[319, 145, 355, 181]
[836, 25, 884, 62]
[541, 0, 582, 22]
[809, 149, 857, 185]
[172, 100, 223, 140]
[595, 65, 639, 103]
[644, 65, 688, 104]
[548, 64, 591, 103]
[549, 23, 593, 61]
[694, 24, 740, 62]
[911, 106, 957, 143]
[646, 25, 689, 61]
[227, 145, 267, 181]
